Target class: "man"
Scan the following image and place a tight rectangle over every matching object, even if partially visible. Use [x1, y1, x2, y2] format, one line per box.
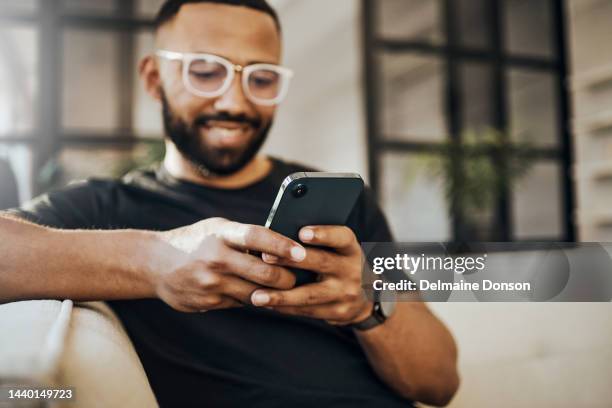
[0, 0, 459, 406]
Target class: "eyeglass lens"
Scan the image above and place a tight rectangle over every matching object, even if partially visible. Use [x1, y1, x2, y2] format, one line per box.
[187, 58, 283, 101]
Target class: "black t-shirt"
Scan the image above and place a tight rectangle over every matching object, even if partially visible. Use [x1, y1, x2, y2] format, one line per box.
[10, 158, 412, 408]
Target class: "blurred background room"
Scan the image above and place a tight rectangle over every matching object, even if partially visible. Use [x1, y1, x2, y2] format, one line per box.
[1, 0, 612, 406]
[2, 0, 612, 244]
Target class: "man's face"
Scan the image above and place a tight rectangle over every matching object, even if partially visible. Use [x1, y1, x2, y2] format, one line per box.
[154, 3, 281, 175]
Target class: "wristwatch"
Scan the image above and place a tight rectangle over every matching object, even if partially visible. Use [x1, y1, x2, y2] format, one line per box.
[349, 294, 396, 331]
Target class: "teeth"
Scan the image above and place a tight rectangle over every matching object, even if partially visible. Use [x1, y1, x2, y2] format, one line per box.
[210, 127, 243, 137]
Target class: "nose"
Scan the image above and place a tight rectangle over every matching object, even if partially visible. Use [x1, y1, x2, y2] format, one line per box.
[213, 71, 253, 116]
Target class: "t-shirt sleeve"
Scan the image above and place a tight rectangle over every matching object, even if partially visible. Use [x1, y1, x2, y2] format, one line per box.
[347, 186, 394, 243]
[5, 180, 115, 229]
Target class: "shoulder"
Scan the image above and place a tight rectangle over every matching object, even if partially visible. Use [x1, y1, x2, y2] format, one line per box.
[10, 178, 123, 229]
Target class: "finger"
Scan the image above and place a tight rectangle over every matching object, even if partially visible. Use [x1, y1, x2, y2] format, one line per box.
[250, 282, 337, 307]
[217, 275, 261, 305]
[224, 250, 296, 290]
[219, 221, 306, 262]
[299, 226, 358, 255]
[178, 295, 241, 313]
[205, 296, 242, 311]
[263, 246, 348, 276]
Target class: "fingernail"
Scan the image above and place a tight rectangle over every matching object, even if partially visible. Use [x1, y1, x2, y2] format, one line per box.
[291, 246, 306, 262]
[252, 291, 270, 306]
[262, 253, 279, 263]
[301, 228, 314, 241]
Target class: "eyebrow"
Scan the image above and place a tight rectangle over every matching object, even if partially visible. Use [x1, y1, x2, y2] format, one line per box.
[192, 51, 279, 66]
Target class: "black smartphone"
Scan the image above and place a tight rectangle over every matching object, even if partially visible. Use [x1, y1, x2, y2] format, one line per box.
[265, 172, 364, 285]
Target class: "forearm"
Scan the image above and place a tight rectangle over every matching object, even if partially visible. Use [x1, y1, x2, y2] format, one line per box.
[355, 302, 459, 406]
[0, 214, 159, 303]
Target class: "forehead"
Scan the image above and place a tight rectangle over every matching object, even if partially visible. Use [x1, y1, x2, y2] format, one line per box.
[157, 3, 281, 64]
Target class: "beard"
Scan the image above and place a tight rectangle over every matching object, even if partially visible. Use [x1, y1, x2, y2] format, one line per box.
[161, 91, 272, 177]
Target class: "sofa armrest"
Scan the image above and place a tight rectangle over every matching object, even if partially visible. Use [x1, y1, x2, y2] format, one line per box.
[0, 300, 158, 408]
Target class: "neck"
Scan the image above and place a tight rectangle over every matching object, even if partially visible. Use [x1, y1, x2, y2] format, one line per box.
[162, 142, 272, 189]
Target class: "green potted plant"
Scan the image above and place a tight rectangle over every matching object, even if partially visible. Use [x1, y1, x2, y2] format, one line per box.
[428, 128, 535, 240]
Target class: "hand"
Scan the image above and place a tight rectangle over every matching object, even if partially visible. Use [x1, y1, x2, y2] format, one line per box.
[250, 226, 373, 325]
[150, 217, 307, 313]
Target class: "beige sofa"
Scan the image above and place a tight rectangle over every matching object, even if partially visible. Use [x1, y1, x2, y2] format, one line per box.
[1, 300, 611, 408]
[0, 300, 158, 408]
[430, 302, 612, 407]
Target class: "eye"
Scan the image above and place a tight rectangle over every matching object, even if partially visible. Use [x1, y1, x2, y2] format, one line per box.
[190, 70, 224, 80]
[188, 60, 226, 81]
[249, 70, 280, 88]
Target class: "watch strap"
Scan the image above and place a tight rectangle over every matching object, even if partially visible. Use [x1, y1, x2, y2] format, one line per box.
[348, 302, 385, 331]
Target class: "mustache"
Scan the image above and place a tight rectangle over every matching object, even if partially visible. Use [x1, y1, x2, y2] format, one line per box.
[193, 112, 261, 129]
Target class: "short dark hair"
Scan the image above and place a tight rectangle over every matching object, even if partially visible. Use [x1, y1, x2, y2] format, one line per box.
[155, 0, 281, 32]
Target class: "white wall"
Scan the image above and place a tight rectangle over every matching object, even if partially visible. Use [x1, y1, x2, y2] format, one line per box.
[264, 0, 369, 180]
[568, 0, 612, 241]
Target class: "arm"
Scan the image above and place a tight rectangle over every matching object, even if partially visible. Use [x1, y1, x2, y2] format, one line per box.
[0, 214, 156, 302]
[0, 214, 303, 308]
[249, 226, 459, 406]
[355, 302, 459, 406]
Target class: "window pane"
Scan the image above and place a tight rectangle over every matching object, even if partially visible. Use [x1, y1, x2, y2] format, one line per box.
[512, 161, 563, 239]
[0, 0, 38, 13]
[380, 152, 451, 241]
[460, 62, 495, 133]
[0, 144, 34, 204]
[457, 0, 493, 49]
[0, 24, 37, 134]
[61, 0, 117, 14]
[379, 53, 446, 142]
[504, 0, 555, 58]
[135, 0, 165, 18]
[508, 69, 559, 147]
[133, 31, 163, 137]
[62, 29, 120, 132]
[377, 0, 444, 44]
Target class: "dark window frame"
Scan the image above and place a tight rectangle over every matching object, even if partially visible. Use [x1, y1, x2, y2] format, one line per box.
[0, 0, 160, 196]
[362, 0, 575, 242]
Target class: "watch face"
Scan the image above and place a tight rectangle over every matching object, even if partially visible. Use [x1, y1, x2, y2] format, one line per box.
[380, 300, 396, 318]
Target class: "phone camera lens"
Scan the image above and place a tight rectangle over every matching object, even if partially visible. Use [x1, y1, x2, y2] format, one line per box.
[292, 184, 308, 198]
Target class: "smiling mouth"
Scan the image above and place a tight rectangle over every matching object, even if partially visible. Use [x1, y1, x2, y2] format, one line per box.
[203, 123, 254, 148]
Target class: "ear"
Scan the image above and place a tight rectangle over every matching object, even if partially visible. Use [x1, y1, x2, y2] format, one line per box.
[139, 55, 162, 102]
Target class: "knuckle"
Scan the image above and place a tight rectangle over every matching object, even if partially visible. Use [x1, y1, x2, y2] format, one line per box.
[258, 264, 280, 284]
[341, 226, 357, 244]
[277, 269, 296, 289]
[318, 254, 335, 274]
[270, 293, 284, 305]
[341, 225, 353, 236]
[199, 295, 223, 309]
[334, 304, 352, 320]
[304, 292, 319, 305]
[201, 241, 226, 269]
[241, 224, 258, 246]
[275, 237, 294, 257]
[207, 217, 228, 228]
[197, 272, 222, 289]
[345, 286, 362, 301]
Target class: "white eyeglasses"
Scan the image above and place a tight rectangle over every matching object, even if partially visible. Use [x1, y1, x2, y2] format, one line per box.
[156, 50, 293, 106]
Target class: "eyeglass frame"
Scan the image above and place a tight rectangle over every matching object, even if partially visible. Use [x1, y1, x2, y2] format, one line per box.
[155, 49, 294, 106]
